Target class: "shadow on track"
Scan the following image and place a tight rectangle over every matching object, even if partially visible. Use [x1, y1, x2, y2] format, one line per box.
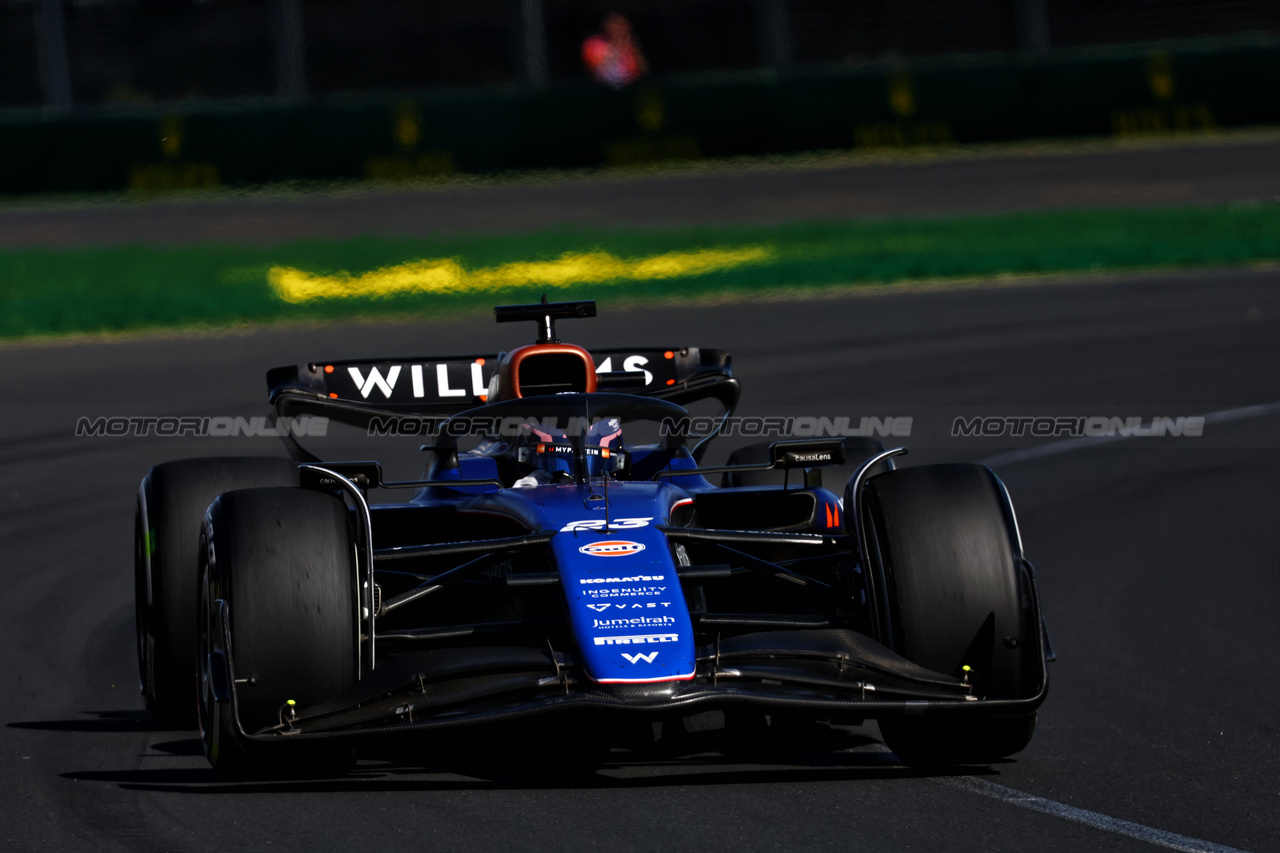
[29, 713, 1010, 795]
[9, 710, 157, 733]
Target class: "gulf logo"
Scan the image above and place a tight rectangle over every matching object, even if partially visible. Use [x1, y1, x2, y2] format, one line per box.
[579, 540, 646, 557]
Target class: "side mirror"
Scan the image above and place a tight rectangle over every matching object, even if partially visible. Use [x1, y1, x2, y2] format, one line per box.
[769, 439, 846, 469]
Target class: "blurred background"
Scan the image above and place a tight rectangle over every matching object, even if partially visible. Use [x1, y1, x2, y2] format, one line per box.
[2, 0, 1278, 194]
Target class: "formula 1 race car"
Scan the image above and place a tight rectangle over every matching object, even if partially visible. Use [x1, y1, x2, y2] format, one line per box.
[134, 299, 1051, 776]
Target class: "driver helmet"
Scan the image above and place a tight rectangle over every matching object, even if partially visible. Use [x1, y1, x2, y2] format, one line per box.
[512, 418, 625, 484]
[585, 417, 623, 478]
[513, 422, 574, 483]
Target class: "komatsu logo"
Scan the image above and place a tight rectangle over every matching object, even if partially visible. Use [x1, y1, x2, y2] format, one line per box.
[593, 634, 678, 645]
[578, 540, 646, 557]
[579, 575, 664, 584]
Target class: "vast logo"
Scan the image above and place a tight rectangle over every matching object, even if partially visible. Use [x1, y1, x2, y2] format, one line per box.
[561, 517, 652, 532]
[585, 601, 670, 611]
[579, 540, 646, 557]
[621, 651, 659, 664]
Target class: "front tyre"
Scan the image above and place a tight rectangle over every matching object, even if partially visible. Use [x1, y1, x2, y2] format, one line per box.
[198, 487, 358, 778]
[861, 464, 1041, 765]
[135, 457, 299, 728]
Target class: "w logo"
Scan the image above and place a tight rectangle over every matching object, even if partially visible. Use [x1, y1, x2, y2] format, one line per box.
[347, 366, 401, 399]
[621, 652, 658, 665]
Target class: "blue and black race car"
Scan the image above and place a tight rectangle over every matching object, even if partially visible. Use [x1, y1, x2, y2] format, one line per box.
[134, 299, 1052, 776]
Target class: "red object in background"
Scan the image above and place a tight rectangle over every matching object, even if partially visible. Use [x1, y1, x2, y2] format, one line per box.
[582, 13, 648, 88]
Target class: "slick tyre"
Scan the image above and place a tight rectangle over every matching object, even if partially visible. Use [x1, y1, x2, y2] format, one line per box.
[198, 487, 358, 778]
[721, 438, 886, 488]
[861, 464, 1039, 765]
[135, 457, 299, 728]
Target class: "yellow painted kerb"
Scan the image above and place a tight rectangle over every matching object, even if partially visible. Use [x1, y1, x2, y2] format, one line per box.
[268, 246, 773, 303]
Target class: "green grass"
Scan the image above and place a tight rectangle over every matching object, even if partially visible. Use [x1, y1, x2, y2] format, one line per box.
[2, 202, 1278, 340]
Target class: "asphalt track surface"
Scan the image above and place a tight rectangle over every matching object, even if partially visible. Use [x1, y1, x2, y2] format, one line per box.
[2, 261, 1279, 851]
[4, 134, 1280, 247]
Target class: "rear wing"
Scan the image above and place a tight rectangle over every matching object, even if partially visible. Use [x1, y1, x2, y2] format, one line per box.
[267, 347, 739, 460]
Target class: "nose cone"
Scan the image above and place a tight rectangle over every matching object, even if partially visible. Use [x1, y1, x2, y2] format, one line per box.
[547, 489, 697, 687]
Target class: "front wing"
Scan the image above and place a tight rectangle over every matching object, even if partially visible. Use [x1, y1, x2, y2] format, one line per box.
[209, 597, 1050, 743]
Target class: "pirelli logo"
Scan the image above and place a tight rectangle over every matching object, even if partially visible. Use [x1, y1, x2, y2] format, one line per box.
[593, 633, 678, 646]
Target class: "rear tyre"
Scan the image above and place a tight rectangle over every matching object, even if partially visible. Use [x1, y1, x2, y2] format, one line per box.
[135, 457, 299, 728]
[721, 438, 886, 488]
[198, 487, 358, 778]
[861, 464, 1040, 765]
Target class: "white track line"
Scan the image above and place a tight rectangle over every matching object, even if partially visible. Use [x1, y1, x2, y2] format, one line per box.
[977, 401, 1280, 468]
[966, 403, 1280, 849]
[853, 747, 1251, 852]
[937, 776, 1251, 853]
